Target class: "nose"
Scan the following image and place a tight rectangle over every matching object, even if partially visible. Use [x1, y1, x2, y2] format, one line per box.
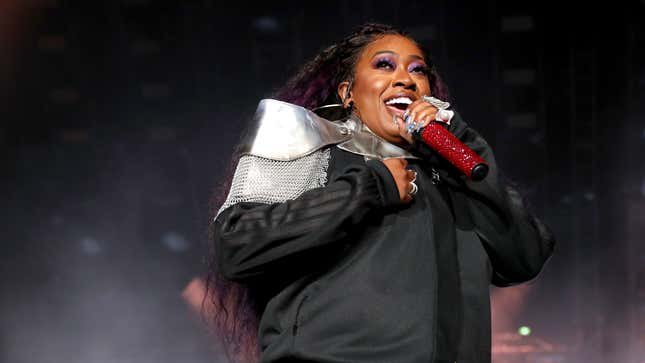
[392, 66, 416, 91]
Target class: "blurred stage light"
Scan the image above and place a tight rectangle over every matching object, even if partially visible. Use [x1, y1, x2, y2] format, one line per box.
[518, 326, 532, 336]
[583, 192, 596, 201]
[161, 231, 189, 253]
[252, 16, 281, 33]
[529, 131, 544, 145]
[50, 214, 64, 226]
[79, 237, 102, 256]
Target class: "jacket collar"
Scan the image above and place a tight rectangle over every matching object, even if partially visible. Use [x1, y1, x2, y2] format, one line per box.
[335, 115, 419, 160]
[240, 99, 417, 161]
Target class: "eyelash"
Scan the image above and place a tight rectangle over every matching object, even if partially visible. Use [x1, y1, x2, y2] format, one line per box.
[410, 64, 430, 75]
[375, 58, 395, 69]
[374, 58, 429, 75]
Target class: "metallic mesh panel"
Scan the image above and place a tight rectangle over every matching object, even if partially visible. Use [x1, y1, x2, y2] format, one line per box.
[217, 148, 331, 217]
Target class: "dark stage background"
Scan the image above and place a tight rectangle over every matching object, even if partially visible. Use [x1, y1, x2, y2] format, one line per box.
[1, 1, 644, 363]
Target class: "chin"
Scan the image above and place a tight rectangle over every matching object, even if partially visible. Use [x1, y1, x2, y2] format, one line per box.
[380, 119, 403, 141]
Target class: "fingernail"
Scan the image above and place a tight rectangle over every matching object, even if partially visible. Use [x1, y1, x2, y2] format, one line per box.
[407, 122, 416, 134]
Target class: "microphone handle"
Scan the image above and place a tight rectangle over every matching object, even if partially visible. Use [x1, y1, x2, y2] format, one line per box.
[417, 122, 489, 181]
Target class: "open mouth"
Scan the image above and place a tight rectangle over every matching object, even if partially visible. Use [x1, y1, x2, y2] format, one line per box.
[384, 96, 413, 115]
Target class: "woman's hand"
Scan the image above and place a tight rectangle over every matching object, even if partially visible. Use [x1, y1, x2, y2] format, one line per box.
[382, 158, 417, 203]
[393, 99, 441, 144]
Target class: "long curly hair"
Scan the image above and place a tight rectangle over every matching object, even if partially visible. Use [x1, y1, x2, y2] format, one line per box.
[274, 23, 450, 110]
[205, 22, 450, 363]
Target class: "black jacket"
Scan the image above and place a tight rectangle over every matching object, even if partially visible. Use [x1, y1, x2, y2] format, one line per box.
[213, 114, 555, 363]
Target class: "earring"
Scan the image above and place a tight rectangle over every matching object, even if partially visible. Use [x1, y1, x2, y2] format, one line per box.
[312, 103, 346, 121]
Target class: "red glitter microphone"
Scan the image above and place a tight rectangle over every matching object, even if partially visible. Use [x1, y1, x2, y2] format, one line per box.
[417, 121, 489, 181]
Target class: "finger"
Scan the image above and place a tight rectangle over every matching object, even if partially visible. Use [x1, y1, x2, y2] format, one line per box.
[395, 116, 414, 143]
[416, 107, 438, 124]
[396, 178, 410, 203]
[418, 112, 438, 131]
[404, 99, 432, 117]
[405, 181, 418, 201]
[403, 100, 436, 116]
[402, 193, 413, 203]
[403, 112, 422, 135]
[416, 117, 429, 132]
[407, 182, 414, 195]
[402, 113, 415, 134]
[395, 114, 405, 131]
[407, 169, 417, 182]
[405, 103, 436, 131]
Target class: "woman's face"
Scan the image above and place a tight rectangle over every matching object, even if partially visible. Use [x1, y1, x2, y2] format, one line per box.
[340, 35, 431, 145]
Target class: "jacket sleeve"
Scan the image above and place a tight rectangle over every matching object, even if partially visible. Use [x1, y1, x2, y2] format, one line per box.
[212, 156, 401, 284]
[410, 114, 555, 286]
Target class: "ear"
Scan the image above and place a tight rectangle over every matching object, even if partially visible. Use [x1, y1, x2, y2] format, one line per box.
[337, 81, 353, 109]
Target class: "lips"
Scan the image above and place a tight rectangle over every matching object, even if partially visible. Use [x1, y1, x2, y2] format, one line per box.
[384, 94, 415, 116]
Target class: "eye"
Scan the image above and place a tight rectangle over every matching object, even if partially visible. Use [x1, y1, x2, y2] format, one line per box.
[409, 64, 429, 75]
[374, 58, 395, 70]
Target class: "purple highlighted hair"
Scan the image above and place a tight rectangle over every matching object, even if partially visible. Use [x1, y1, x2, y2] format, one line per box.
[274, 23, 450, 110]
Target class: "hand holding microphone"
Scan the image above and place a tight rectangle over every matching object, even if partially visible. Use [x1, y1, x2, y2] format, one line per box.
[395, 96, 489, 181]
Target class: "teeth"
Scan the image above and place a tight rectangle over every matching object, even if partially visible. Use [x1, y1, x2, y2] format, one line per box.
[385, 97, 412, 105]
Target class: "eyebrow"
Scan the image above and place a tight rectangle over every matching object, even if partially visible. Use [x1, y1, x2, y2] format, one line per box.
[372, 50, 425, 61]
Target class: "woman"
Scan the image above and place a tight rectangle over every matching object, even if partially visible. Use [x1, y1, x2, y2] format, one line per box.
[207, 23, 554, 363]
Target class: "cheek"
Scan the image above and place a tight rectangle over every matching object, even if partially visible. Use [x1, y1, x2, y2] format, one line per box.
[354, 78, 389, 109]
[367, 77, 389, 91]
[417, 79, 431, 95]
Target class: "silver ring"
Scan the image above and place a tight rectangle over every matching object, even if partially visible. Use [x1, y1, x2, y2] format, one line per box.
[422, 95, 451, 110]
[408, 181, 418, 196]
[435, 109, 455, 122]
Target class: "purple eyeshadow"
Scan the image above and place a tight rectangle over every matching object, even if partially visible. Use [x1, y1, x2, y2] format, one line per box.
[373, 56, 396, 69]
[408, 61, 428, 73]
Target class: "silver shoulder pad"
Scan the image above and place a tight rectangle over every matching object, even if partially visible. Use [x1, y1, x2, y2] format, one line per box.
[217, 100, 344, 217]
[239, 99, 351, 161]
[216, 149, 331, 217]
